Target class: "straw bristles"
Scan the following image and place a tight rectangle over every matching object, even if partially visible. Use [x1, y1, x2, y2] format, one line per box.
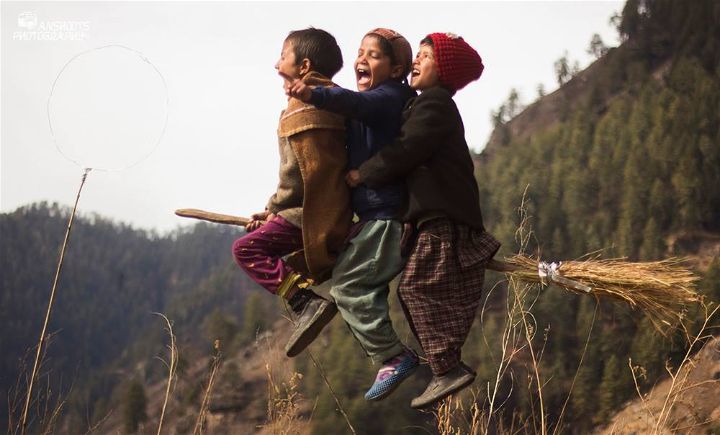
[502, 255, 700, 334]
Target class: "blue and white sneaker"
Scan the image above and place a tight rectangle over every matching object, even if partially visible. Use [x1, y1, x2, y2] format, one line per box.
[364, 349, 419, 401]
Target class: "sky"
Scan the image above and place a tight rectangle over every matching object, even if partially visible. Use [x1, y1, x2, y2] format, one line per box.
[1, 1, 623, 232]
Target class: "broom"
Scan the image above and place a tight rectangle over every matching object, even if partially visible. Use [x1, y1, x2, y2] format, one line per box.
[176, 208, 701, 334]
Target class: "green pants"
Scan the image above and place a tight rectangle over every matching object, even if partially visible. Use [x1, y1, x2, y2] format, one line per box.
[330, 219, 407, 364]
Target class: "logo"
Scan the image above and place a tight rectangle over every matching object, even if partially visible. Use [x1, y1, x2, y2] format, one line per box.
[18, 11, 38, 30]
[13, 12, 90, 41]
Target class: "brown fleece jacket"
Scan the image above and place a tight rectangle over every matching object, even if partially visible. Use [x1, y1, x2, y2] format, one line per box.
[268, 72, 351, 281]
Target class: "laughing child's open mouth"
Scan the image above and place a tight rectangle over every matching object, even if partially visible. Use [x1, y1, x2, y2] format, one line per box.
[357, 67, 371, 86]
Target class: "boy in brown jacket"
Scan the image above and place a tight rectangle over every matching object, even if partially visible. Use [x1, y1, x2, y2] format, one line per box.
[347, 32, 500, 408]
[233, 28, 351, 357]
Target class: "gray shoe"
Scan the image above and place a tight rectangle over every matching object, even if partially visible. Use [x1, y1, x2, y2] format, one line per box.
[410, 362, 476, 409]
[284, 295, 337, 357]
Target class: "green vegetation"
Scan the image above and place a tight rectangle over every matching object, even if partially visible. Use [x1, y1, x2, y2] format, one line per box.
[2, 0, 719, 432]
[123, 380, 147, 434]
[0, 202, 281, 431]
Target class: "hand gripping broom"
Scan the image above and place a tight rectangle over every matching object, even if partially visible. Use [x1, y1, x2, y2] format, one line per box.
[176, 209, 700, 334]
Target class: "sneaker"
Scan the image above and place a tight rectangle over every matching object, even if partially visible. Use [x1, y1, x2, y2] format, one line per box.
[284, 292, 337, 357]
[410, 361, 476, 409]
[364, 349, 419, 401]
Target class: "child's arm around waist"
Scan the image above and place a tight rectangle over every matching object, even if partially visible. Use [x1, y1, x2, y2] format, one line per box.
[356, 87, 455, 188]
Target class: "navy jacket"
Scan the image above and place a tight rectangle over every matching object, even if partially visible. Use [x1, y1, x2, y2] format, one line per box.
[310, 80, 416, 221]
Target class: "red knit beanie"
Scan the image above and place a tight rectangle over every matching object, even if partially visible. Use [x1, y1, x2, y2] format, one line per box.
[366, 28, 413, 78]
[426, 32, 484, 93]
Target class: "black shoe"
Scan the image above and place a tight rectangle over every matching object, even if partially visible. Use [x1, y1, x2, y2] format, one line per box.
[284, 292, 337, 357]
[410, 362, 476, 409]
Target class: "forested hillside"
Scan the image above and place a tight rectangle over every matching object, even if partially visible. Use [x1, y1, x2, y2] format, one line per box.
[302, 0, 720, 432]
[470, 0, 720, 430]
[0, 203, 283, 432]
[2, 0, 720, 433]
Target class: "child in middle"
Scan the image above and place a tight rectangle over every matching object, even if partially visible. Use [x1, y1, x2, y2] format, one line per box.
[288, 28, 419, 401]
[347, 32, 502, 409]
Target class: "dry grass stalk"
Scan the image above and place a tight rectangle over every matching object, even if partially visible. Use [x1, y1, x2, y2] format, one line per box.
[304, 350, 356, 435]
[653, 303, 719, 433]
[480, 278, 527, 424]
[280, 301, 356, 435]
[21, 169, 91, 434]
[501, 254, 700, 334]
[476, 192, 550, 435]
[434, 392, 490, 435]
[435, 193, 548, 435]
[193, 340, 222, 435]
[552, 301, 599, 435]
[154, 313, 178, 435]
[264, 364, 304, 434]
[9, 334, 66, 435]
[510, 276, 547, 435]
[257, 328, 308, 434]
[623, 303, 720, 434]
[435, 396, 462, 435]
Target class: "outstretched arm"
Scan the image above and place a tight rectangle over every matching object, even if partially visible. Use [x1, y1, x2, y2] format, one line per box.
[286, 78, 404, 124]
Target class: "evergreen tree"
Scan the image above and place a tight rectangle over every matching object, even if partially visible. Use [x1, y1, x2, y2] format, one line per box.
[123, 380, 147, 434]
[587, 33, 609, 58]
[554, 52, 571, 86]
[596, 354, 622, 423]
[620, 0, 642, 40]
[639, 217, 664, 260]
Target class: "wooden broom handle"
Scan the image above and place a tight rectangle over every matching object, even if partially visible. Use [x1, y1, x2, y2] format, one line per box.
[175, 208, 517, 272]
[175, 208, 251, 226]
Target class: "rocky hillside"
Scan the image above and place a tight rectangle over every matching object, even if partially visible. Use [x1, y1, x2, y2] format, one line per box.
[600, 336, 720, 434]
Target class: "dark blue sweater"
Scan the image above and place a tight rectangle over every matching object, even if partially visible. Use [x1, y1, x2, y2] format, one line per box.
[310, 80, 416, 221]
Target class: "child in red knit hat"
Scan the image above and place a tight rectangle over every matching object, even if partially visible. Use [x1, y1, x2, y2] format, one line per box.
[347, 32, 501, 408]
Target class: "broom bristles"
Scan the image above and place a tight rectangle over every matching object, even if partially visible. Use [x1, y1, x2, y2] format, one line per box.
[502, 255, 700, 335]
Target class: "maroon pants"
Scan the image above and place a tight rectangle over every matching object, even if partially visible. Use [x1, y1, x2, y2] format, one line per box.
[232, 215, 303, 295]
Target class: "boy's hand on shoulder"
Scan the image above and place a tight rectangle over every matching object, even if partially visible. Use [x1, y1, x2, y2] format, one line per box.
[245, 210, 274, 232]
[286, 79, 313, 103]
[345, 170, 361, 187]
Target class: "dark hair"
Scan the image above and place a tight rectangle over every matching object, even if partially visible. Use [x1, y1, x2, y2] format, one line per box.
[286, 28, 343, 79]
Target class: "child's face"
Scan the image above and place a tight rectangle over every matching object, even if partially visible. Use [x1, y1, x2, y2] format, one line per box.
[410, 44, 440, 91]
[354, 35, 397, 92]
[275, 40, 304, 86]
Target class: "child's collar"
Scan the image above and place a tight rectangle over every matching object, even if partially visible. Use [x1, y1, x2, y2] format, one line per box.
[301, 71, 334, 88]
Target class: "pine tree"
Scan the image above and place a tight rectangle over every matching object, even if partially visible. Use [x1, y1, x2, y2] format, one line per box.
[596, 354, 622, 423]
[639, 217, 664, 260]
[123, 380, 147, 434]
[554, 53, 571, 86]
[620, 0, 642, 40]
[588, 34, 609, 59]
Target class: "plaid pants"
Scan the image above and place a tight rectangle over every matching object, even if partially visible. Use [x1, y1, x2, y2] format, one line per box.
[398, 217, 500, 375]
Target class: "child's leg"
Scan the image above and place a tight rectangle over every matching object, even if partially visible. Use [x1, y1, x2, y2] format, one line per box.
[329, 219, 407, 364]
[397, 218, 484, 376]
[234, 214, 339, 358]
[232, 215, 304, 297]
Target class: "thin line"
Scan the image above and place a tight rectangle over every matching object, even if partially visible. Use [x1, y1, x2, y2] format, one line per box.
[21, 168, 91, 434]
[47, 44, 169, 172]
